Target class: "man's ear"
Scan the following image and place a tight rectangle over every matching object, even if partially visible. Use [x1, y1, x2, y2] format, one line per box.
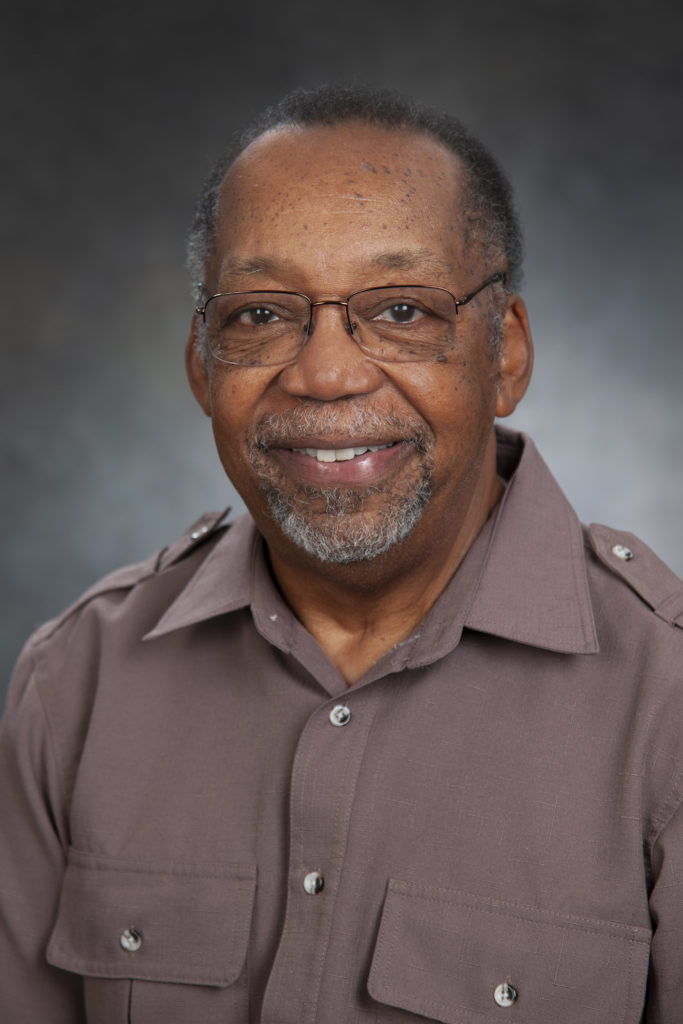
[495, 295, 534, 418]
[185, 319, 212, 417]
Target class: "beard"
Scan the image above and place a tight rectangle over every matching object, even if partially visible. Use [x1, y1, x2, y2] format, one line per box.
[247, 406, 434, 564]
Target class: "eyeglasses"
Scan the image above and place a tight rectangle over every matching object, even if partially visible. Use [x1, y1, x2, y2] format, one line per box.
[195, 271, 506, 366]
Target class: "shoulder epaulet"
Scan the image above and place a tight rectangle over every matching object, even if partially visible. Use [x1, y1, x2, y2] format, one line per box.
[587, 523, 683, 628]
[33, 508, 232, 645]
[156, 507, 231, 571]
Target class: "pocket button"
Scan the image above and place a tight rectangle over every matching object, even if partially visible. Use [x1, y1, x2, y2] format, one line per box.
[493, 981, 517, 1007]
[120, 928, 143, 953]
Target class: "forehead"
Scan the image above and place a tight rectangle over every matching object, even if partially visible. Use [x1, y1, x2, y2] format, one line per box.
[212, 124, 470, 283]
[227, 119, 461, 178]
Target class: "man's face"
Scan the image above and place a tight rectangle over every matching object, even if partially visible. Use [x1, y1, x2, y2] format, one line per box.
[187, 123, 530, 570]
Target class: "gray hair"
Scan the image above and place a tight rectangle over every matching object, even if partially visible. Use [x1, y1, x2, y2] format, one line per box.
[186, 84, 524, 308]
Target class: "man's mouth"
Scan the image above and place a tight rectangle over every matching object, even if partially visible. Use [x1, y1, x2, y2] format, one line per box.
[248, 409, 429, 490]
[253, 438, 411, 489]
[297, 443, 394, 463]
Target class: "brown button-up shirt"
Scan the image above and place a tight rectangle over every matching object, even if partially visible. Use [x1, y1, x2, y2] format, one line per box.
[1, 428, 683, 1023]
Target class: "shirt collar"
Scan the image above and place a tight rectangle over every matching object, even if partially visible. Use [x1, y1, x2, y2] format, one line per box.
[145, 427, 598, 657]
[461, 427, 598, 655]
[144, 514, 260, 640]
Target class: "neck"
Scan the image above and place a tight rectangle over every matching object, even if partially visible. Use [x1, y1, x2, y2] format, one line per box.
[266, 453, 504, 684]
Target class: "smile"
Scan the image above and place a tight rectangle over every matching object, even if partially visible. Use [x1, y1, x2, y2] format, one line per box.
[297, 443, 394, 463]
[262, 440, 413, 488]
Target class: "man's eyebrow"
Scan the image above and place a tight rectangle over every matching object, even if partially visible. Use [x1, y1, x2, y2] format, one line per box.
[366, 249, 453, 276]
[220, 256, 279, 277]
[219, 249, 453, 281]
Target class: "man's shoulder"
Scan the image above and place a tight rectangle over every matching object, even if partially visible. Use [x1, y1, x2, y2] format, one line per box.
[583, 522, 683, 633]
[494, 426, 682, 649]
[22, 508, 235, 657]
[581, 524, 683, 697]
[1, 509, 243, 791]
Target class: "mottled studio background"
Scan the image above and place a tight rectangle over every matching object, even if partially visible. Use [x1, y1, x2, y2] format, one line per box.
[2, 0, 681, 705]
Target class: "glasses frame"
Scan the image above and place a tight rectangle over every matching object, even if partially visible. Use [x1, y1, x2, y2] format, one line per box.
[195, 270, 507, 366]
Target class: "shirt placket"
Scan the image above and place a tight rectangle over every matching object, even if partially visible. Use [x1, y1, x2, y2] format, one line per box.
[260, 689, 377, 1024]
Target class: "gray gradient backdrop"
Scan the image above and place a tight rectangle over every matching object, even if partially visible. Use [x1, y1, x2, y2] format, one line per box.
[2, 0, 681, 705]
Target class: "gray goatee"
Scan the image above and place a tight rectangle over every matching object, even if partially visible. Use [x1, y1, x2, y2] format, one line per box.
[248, 407, 434, 564]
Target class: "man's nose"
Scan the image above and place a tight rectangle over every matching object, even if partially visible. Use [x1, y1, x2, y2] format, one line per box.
[278, 303, 384, 402]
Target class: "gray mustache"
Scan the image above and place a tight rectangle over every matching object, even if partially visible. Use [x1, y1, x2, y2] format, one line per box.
[251, 406, 428, 450]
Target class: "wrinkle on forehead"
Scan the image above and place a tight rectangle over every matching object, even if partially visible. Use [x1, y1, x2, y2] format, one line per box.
[368, 248, 453, 274]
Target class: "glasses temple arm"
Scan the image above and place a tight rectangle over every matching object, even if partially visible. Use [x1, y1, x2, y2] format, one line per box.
[455, 271, 508, 308]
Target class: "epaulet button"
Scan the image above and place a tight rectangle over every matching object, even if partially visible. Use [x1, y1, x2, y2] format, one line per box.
[156, 508, 231, 571]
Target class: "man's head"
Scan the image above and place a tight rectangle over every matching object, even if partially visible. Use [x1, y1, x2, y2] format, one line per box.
[187, 85, 524, 313]
[185, 86, 533, 576]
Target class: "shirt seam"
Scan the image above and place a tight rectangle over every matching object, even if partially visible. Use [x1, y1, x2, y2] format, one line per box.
[388, 883, 651, 938]
[32, 647, 73, 854]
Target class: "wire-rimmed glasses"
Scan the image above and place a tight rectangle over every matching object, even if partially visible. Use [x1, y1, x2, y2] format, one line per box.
[195, 271, 506, 366]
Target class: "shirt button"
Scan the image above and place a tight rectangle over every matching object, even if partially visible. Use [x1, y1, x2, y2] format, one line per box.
[120, 928, 143, 952]
[190, 525, 210, 540]
[329, 704, 351, 727]
[493, 981, 517, 1007]
[303, 871, 324, 894]
[612, 543, 634, 561]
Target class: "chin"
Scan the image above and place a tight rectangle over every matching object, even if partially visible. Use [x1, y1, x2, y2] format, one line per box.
[264, 481, 432, 565]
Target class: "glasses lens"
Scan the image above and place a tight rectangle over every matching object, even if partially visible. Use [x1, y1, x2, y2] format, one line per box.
[348, 287, 457, 361]
[204, 292, 309, 365]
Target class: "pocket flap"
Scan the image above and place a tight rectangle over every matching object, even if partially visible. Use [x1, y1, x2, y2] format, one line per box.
[47, 848, 256, 987]
[368, 880, 651, 1023]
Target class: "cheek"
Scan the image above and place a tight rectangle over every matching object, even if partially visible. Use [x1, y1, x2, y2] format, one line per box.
[449, 364, 500, 412]
[207, 367, 265, 428]
[206, 368, 279, 468]
[206, 376, 250, 465]
[397, 357, 498, 430]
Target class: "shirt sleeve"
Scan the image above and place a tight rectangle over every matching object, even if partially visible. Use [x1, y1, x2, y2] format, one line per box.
[645, 794, 683, 1022]
[0, 641, 86, 1022]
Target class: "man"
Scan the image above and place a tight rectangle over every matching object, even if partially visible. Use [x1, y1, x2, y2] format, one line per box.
[1, 85, 682, 1023]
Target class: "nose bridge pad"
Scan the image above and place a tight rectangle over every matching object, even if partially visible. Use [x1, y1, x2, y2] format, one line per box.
[339, 301, 355, 337]
[307, 300, 355, 342]
[344, 306, 357, 337]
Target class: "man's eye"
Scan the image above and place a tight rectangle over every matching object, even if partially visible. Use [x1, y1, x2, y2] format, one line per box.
[235, 306, 279, 326]
[375, 303, 424, 324]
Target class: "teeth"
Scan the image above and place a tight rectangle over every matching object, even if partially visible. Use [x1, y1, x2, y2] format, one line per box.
[300, 443, 393, 462]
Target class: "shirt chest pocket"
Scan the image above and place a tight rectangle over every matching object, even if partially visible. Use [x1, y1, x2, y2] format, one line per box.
[368, 880, 651, 1024]
[46, 848, 256, 1024]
